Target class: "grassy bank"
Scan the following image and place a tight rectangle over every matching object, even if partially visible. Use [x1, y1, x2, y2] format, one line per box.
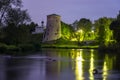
[0, 42, 99, 55]
[0, 38, 99, 55]
[41, 38, 99, 49]
[41, 44, 99, 49]
[0, 43, 42, 55]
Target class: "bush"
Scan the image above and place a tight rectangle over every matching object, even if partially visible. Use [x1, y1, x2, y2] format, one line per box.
[33, 43, 41, 51]
[7, 45, 20, 52]
[18, 44, 35, 52]
[98, 43, 120, 52]
[0, 43, 20, 54]
[0, 43, 8, 53]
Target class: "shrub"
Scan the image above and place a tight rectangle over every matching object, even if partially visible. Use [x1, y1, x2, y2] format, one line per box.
[0, 43, 8, 53]
[18, 44, 35, 52]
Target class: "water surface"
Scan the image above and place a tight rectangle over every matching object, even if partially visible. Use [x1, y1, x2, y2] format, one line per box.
[0, 49, 120, 80]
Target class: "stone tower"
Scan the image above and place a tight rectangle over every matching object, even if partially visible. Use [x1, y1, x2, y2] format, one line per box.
[43, 14, 61, 42]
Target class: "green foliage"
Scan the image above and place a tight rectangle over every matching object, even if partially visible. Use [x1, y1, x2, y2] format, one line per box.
[73, 31, 83, 43]
[0, 43, 20, 54]
[29, 22, 38, 32]
[77, 18, 92, 40]
[94, 17, 113, 45]
[99, 42, 120, 52]
[61, 21, 74, 40]
[54, 38, 76, 45]
[1, 23, 29, 44]
[18, 44, 35, 52]
[77, 18, 92, 32]
[0, 0, 22, 27]
[31, 33, 43, 43]
[0, 43, 42, 54]
[0, 43, 8, 53]
[5, 8, 31, 26]
[110, 11, 120, 43]
[2, 23, 18, 44]
[0, 21, 42, 54]
[0, 21, 38, 45]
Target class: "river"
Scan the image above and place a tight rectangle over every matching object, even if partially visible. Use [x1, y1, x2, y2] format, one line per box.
[0, 49, 120, 80]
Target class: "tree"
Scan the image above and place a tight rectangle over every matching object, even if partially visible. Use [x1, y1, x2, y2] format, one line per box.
[77, 18, 92, 40]
[28, 22, 38, 33]
[5, 8, 31, 26]
[61, 21, 74, 40]
[0, 0, 31, 45]
[1, 23, 35, 45]
[0, 0, 22, 27]
[110, 11, 120, 43]
[73, 29, 83, 44]
[2, 23, 18, 44]
[17, 24, 31, 44]
[94, 17, 114, 45]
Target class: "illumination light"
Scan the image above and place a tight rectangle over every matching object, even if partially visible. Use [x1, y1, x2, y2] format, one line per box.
[77, 29, 83, 33]
[91, 30, 94, 33]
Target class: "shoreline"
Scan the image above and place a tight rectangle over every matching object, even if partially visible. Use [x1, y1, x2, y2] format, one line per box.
[41, 44, 99, 49]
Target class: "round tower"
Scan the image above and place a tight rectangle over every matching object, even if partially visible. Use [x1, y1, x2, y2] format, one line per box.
[43, 14, 61, 42]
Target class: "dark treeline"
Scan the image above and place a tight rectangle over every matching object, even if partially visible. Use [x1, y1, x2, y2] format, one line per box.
[0, 0, 42, 54]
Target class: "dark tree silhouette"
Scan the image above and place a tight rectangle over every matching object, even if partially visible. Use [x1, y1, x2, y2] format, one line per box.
[5, 8, 31, 26]
[77, 18, 92, 40]
[0, 0, 22, 27]
[110, 11, 120, 43]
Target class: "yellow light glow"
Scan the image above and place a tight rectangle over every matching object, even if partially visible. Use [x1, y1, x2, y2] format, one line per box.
[103, 55, 109, 80]
[91, 30, 94, 33]
[77, 29, 83, 33]
[89, 49, 95, 80]
[103, 61, 108, 80]
[74, 49, 84, 80]
[71, 38, 77, 41]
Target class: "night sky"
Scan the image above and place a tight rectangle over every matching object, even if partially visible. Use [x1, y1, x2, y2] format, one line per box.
[22, 0, 120, 24]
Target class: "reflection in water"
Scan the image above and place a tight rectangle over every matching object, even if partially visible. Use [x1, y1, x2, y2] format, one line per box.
[102, 54, 116, 80]
[74, 49, 83, 80]
[0, 57, 6, 80]
[6, 58, 46, 80]
[89, 49, 95, 80]
[71, 49, 118, 80]
[72, 49, 96, 80]
[0, 49, 120, 80]
[103, 60, 108, 80]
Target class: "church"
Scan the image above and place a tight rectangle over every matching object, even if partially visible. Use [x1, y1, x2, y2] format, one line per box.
[32, 21, 45, 34]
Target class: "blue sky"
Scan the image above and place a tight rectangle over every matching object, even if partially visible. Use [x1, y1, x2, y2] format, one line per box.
[22, 0, 120, 24]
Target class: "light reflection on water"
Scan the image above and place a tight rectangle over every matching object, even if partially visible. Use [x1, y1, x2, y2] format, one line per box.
[89, 49, 95, 80]
[0, 49, 120, 80]
[74, 49, 84, 80]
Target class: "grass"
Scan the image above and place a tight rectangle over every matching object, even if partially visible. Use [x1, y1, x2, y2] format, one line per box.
[41, 44, 99, 49]
[0, 39, 99, 55]
[41, 38, 99, 49]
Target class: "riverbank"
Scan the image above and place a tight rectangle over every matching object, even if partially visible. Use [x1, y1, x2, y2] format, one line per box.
[41, 44, 99, 49]
[0, 43, 42, 55]
[2, 41, 120, 55]
[0, 42, 99, 55]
